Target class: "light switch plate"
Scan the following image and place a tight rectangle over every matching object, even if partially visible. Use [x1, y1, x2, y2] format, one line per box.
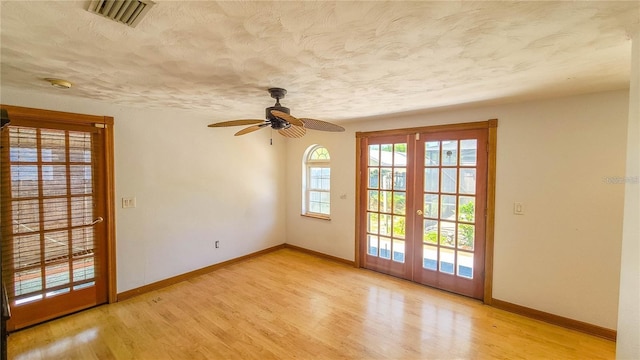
[122, 197, 136, 208]
[514, 202, 524, 215]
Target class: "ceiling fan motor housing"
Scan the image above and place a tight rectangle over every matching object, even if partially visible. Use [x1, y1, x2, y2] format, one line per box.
[266, 106, 291, 129]
[266, 87, 291, 129]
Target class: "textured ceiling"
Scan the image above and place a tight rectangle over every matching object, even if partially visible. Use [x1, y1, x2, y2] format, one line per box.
[1, 1, 638, 122]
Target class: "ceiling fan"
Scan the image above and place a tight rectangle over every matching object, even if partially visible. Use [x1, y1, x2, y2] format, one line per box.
[207, 88, 345, 138]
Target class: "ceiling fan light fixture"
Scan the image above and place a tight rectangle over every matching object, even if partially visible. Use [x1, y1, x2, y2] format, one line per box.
[45, 78, 72, 89]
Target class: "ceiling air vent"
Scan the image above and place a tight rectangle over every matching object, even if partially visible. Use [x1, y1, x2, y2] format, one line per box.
[87, 0, 155, 27]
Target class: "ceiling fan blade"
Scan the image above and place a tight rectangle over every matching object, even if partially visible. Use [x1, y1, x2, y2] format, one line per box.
[208, 119, 264, 127]
[300, 118, 345, 132]
[278, 125, 306, 138]
[234, 123, 270, 136]
[270, 110, 304, 127]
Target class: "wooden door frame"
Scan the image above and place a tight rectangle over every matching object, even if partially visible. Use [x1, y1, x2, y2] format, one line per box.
[0, 104, 117, 304]
[355, 119, 498, 304]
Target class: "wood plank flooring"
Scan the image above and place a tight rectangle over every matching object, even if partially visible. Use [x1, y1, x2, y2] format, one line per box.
[8, 248, 615, 359]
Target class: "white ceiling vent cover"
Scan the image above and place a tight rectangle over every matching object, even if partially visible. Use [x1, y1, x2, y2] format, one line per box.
[87, 0, 155, 27]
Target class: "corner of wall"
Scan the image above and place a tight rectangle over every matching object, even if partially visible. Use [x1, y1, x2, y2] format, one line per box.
[616, 28, 640, 360]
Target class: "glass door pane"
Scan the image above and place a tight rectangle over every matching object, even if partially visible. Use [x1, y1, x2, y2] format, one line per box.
[366, 142, 407, 264]
[362, 136, 413, 279]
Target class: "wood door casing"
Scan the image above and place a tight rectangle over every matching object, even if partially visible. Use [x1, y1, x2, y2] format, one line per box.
[0, 105, 115, 331]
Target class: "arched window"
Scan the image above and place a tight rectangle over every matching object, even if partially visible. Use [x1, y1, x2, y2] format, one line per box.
[303, 145, 331, 218]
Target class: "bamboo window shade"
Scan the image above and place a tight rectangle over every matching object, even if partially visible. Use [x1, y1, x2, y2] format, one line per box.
[1, 122, 103, 305]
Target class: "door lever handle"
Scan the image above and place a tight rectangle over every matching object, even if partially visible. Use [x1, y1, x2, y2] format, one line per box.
[90, 217, 104, 225]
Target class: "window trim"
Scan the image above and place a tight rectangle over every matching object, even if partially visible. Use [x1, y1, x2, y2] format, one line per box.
[302, 145, 331, 219]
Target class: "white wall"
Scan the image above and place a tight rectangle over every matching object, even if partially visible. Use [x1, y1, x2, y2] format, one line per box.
[616, 30, 640, 359]
[1, 88, 287, 293]
[285, 90, 629, 330]
[1, 85, 629, 331]
[284, 131, 357, 260]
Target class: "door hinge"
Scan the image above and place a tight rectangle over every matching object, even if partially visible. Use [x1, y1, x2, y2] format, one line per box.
[416, 133, 420, 141]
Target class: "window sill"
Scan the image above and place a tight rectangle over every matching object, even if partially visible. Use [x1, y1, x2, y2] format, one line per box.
[301, 213, 331, 221]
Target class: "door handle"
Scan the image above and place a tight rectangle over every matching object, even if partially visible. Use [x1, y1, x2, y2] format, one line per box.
[416, 210, 423, 216]
[90, 217, 104, 225]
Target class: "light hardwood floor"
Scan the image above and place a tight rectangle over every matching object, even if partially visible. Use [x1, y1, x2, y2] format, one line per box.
[9, 249, 615, 359]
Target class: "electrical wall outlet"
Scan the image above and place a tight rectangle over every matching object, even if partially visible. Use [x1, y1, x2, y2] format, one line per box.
[215, 241, 220, 249]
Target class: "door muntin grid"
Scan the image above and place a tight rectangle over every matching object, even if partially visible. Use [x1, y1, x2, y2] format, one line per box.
[366, 143, 407, 263]
[422, 139, 478, 279]
[7, 127, 97, 305]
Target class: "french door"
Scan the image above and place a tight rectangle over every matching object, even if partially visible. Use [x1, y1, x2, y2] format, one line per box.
[358, 123, 493, 300]
[0, 105, 114, 331]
